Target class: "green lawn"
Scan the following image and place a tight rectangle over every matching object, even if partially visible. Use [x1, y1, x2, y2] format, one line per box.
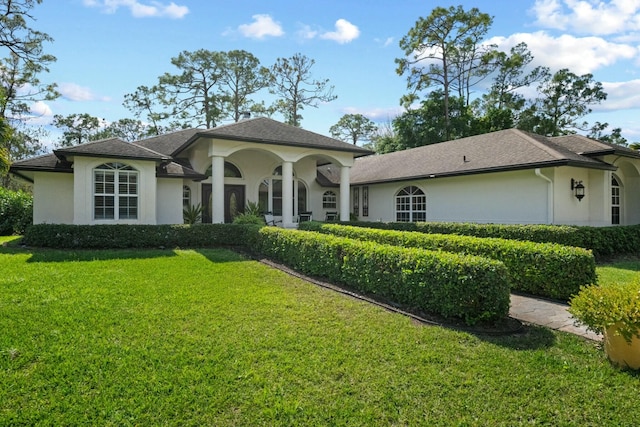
[1, 238, 639, 426]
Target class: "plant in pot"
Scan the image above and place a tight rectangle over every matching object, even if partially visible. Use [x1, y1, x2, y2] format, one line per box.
[569, 281, 640, 370]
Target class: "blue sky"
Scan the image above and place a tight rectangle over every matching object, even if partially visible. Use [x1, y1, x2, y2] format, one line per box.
[25, 0, 640, 147]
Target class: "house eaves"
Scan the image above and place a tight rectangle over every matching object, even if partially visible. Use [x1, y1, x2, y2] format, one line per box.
[350, 159, 616, 186]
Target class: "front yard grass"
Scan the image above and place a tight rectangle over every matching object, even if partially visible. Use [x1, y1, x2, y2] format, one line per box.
[1, 241, 639, 425]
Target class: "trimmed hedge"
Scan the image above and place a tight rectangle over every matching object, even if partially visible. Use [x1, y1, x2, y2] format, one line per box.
[301, 221, 640, 259]
[23, 223, 261, 249]
[257, 227, 511, 325]
[0, 187, 33, 235]
[303, 223, 596, 301]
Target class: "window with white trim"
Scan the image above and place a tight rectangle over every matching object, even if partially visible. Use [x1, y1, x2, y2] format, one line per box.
[323, 190, 337, 209]
[94, 162, 138, 220]
[183, 185, 191, 207]
[258, 166, 306, 216]
[395, 186, 426, 222]
[612, 175, 621, 225]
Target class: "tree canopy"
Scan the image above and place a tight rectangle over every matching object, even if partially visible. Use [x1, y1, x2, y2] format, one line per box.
[329, 114, 377, 145]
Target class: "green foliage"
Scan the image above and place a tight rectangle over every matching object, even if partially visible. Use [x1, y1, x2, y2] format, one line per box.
[23, 223, 261, 249]
[52, 113, 101, 147]
[313, 220, 640, 259]
[268, 53, 337, 127]
[569, 281, 640, 343]
[233, 213, 265, 225]
[329, 113, 378, 145]
[183, 203, 203, 224]
[307, 223, 596, 301]
[257, 227, 511, 325]
[0, 187, 32, 235]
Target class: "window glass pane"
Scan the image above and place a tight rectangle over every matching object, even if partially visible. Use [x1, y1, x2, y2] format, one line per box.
[298, 183, 307, 212]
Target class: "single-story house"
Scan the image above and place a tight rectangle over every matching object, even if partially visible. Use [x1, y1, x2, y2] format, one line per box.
[9, 117, 640, 227]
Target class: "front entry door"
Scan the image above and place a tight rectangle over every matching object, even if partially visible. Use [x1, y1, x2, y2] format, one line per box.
[224, 185, 245, 223]
[201, 184, 245, 223]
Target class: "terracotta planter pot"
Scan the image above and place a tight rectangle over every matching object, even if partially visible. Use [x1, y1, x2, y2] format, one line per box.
[604, 324, 640, 370]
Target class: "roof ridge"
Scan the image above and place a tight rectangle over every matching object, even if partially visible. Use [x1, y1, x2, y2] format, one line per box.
[515, 129, 574, 160]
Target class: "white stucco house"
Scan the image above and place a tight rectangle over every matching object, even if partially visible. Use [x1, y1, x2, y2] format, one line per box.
[9, 117, 640, 227]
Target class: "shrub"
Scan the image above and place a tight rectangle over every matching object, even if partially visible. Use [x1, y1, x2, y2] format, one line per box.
[23, 223, 261, 249]
[569, 281, 640, 343]
[257, 227, 511, 325]
[0, 187, 32, 235]
[308, 221, 640, 259]
[306, 223, 596, 301]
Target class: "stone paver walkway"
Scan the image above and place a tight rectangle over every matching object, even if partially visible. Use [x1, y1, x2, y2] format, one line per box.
[509, 293, 601, 341]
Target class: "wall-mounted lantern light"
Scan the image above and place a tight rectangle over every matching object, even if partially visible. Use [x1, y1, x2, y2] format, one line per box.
[571, 178, 585, 202]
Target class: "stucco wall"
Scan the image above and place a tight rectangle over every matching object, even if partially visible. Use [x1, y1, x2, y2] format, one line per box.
[156, 178, 183, 224]
[72, 157, 157, 225]
[359, 169, 554, 225]
[33, 172, 74, 224]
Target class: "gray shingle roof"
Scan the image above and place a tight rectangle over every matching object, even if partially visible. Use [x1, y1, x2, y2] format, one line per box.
[178, 117, 373, 156]
[551, 134, 640, 159]
[134, 128, 201, 156]
[54, 137, 169, 161]
[9, 153, 73, 173]
[348, 129, 616, 185]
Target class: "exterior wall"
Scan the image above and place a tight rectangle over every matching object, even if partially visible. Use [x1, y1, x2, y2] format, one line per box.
[611, 158, 640, 225]
[360, 169, 552, 225]
[33, 172, 74, 224]
[156, 178, 183, 224]
[72, 157, 157, 225]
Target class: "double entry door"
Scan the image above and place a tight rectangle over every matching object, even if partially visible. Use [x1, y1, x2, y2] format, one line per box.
[201, 184, 245, 224]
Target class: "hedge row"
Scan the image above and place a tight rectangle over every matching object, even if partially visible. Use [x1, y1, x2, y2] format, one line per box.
[23, 223, 260, 249]
[0, 187, 32, 235]
[301, 223, 596, 301]
[257, 227, 511, 325]
[303, 221, 640, 259]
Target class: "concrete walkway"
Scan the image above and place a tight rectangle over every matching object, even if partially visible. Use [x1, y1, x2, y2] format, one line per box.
[509, 293, 601, 341]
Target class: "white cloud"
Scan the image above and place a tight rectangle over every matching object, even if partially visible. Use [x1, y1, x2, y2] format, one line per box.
[487, 31, 637, 74]
[531, 0, 640, 35]
[58, 83, 111, 102]
[83, 0, 189, 19]
[237, 14, 284, 39]
[342, 106, 403, 122]
[600, 79, 640, 110]
[296, 24, 318, 40]
[320, 19, 360, 44]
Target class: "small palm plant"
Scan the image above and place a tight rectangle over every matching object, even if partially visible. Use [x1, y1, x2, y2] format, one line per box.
[232, 201, 265, 225]
[183, 203, 203, 225]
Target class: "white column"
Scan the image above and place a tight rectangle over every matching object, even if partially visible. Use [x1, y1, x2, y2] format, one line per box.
[340, 166, 350, 221]
[211, 155, 225, 223]
[282, 161, 294, 227]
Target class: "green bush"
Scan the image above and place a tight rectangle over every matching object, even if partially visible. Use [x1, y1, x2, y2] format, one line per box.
[23, 223, 261, 249]
[0, 187, 32, 235]
[305, 223, 596, 301]
[306, 221, 640, 259]
[257, 227, 511, 325]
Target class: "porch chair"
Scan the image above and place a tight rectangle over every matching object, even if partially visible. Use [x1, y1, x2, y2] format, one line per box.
[264, 212, 282, 226]
[325, 211, 339, 221]
[298, 211, 313, 222]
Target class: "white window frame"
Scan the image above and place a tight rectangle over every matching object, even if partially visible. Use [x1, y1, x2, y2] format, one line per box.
[93, 162, 138, 221]
[395, 185, 426, 222]
[323, 190, 337, 209]
[612, 175, 622, 225]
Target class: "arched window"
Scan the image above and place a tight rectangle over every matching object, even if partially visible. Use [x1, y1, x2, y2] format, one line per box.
[94, 162, 138, 220]
[612, 175, 621, 225]
[395, 186, 426, 222]
[183, 185, 191, 207]
[205, 161, 243, 178]
[323, 190, 337, 209]
[258, 167, 306, 215]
